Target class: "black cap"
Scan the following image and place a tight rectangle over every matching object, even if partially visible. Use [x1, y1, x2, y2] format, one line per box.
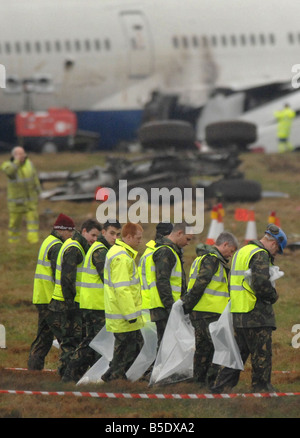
[156, 222, 173, 236]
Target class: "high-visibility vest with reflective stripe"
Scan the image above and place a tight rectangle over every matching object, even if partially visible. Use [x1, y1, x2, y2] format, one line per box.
[275, 108, 295, 138]
[187, 253, 229, 314]
[104, 240, 144, 333]
[52, 238, 85, 303]
[2, 159, 40, 206]
[230, 243, 268, 313]
[79, 241, 107, 310]
[33, 235, 62, 304]
[138, 240, 156, 310]
[149, 245, 183, 309]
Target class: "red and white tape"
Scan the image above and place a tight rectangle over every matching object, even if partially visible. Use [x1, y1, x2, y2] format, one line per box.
[4, 367, 56, 372]
[4, 367, 298, 374]
[0, 389, 300, 399]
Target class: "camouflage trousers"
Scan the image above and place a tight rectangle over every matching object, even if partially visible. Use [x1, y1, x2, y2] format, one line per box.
[28, 304, 56, 370]
[62, 309, 106, 382]
[190, 314, 220, 386]
[212, 326, 273, 393]
[47, 300, 82, 377]
[101, 329, 144, 381]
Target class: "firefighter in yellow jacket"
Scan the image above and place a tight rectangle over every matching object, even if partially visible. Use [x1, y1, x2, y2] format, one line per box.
[1, 146, 41, 244]
[182, 232, 238, 387]
[101, 222, 144, 382]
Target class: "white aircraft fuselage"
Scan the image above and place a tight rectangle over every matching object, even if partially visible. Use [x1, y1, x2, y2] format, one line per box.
[0, 0, 299, 148]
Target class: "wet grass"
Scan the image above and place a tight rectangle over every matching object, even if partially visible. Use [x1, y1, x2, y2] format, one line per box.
[0, 150, 300, 418]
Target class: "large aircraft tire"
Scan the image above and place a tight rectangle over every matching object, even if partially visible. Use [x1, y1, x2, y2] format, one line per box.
[138, 120, 195, 149]
[204, 178, 262, 202]
[205, 120, 257, 150]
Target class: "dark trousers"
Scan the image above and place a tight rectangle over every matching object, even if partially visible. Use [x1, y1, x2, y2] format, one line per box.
[47, 300, 82, 377]
[63, 309, 106, 381]
[28, 304, 55, 370]
[102, 330, 144, 381]
[212, 326, 273, 392]
[190, 314, 220, 386]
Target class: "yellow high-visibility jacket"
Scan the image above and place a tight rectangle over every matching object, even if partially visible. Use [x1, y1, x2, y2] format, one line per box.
[79, 241, 108, 310]
[104, 239, 144, 333]
[138, 240, 156, 310]
[187, 253, 229, 314]
[148, 245, 182, 309]
[33, 234, 62, 304]
[274, 107, 295, 138]
[230, 243, 269, 313]
[1, 158, 40, 211]
[52, 238, 85, 303]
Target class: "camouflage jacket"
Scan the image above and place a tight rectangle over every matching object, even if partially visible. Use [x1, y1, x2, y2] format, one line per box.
[60, 230, 90, 304]
[233, 240, 279, 330]
[150, 236, 187, 322]
[91, 235, 111, 283]
[182, 245, 229, 319]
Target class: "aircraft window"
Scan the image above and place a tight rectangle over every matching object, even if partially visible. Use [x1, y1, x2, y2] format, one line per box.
[75, 40, 81, 51]
[65, 40, 72, 52]
[55, 41, 61, 52]
[15, 42, 21, 54]
[221, 35, 227, 47]
[259, 34, 266, 45]
[288, 33, 295, 44]
[211, 35, 217, 47]
[192, 36, 198, 47]
[269, 34, 276, 45]
[201, 36, 207, 47]
[250, 34, 256, 46]
[172, 36, 179, 48]
[85, 40, 91, 51]
[104, 39, 111, 50]
[35, 41, 41, 53]
[5, 42, 11, 54]
[182, 36, 189, 48]
[240, 35, 246, 46]
[45, 41, 51, 52]
[25, 42, 31, 53]
[94, 39, 101, 51]
[230, 35, 237, 46]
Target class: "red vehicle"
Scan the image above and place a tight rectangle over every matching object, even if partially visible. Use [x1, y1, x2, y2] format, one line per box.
[15, 107, 78, 153]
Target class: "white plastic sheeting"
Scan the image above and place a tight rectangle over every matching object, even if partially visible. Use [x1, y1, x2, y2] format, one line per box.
[77, 311, 157, 385]
[150, 300, 195, 385]
[209, 301, 244, 370]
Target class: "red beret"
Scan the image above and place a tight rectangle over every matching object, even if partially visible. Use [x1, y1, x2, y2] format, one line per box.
[53, 213, 75, 230]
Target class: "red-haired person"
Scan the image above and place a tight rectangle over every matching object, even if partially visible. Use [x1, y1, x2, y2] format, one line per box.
[101, 222, 144, 382]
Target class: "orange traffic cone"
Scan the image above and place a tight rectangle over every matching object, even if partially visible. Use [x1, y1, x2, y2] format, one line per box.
[245, 209, 257, 244]
[206, 205, 218, 245]
[268, 211, 281, 227]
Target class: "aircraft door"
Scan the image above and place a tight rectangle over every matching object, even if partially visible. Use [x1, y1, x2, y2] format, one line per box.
[120, 11, 154, 78]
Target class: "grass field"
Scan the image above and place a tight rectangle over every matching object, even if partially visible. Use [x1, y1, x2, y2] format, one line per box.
[0, 150, 299, 419]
